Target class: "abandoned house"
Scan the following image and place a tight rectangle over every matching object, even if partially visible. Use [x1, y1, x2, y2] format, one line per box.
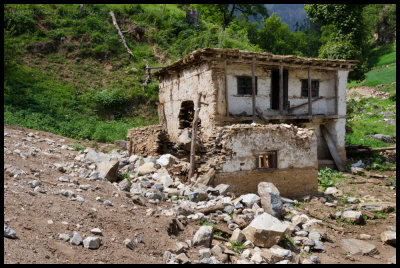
[127, 48, 357, 198]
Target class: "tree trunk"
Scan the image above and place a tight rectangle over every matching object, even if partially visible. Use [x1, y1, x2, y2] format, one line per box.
[109, 11, 134, 59]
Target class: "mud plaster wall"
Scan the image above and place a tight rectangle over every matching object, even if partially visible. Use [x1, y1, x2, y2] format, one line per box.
[212, 168, 318, 199]
[217, 124, 317, 172]
[225, 64, 342, 116]
[207, 124, 318, 198]
[158, 63, 217, 142]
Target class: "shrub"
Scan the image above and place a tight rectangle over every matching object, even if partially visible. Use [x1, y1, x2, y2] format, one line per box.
[318, 167, 345, 190]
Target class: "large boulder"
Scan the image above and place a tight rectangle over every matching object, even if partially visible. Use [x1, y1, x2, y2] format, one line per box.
[98, 159, 119, 182]
[193, 226, 213, 248]
[242, 213, 289, 248]
[85, 149, 112, 163]
[257, 182, 283, 217]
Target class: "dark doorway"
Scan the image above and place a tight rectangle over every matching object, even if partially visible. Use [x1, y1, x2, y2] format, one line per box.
[178, 101, 194, 129]
[271, 69, 288, 110]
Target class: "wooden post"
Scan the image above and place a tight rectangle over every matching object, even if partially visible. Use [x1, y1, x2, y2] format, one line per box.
[334, 69, 339, 116]
[252, 60, 256, 122]
[279, 64, 283, 115]
[224, 59, 229, 118]
[308, 67, 312, 116]
[320, 125, 345, 172]
[188, 93, 202, 180]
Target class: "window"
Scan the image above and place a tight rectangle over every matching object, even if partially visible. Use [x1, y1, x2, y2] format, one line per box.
[301, 80, 319, 98]
[256, 151, 277, 169]
[237, 76, 257, 95]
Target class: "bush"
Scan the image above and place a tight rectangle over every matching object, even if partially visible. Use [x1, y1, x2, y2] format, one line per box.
[4, 7, 37, 36]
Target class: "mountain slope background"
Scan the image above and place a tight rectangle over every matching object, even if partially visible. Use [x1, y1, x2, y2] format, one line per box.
[4, 4, 396, 150]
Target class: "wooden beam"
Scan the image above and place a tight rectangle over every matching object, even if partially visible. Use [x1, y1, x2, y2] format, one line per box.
[224, 60, 229, 118]
[252, 60, 256, 122]
[279, 64, 283, 115]
[109, 11, 134, 58]
[289, 97, 324, 112]
[308, 67, 312, 115]
[320, 125, 345, 172]
[188, 93, 202, 180]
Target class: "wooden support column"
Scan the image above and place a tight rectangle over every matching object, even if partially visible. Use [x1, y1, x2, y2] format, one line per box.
[334, 69, 339, 116]
[279, 64, 283, 115]
[224, 59, 229, 118]
[252, 60, 256, 122]
[188, 93, 202, 180]
[308, 67, 312, 116]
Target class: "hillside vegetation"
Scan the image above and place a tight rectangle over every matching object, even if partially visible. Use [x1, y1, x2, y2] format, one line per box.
[4, 4, 259, 143]
[4, 4, 396, 146]
[345, 42, 396, 152]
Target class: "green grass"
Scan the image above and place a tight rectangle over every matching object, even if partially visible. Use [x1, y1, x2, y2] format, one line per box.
[346, 97, 396, 148]
[362, 63, 396, 86]
[367, 43, 396, 68]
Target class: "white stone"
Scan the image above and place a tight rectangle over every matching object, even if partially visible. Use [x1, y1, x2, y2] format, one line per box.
[83, 236, 101, 249]
[193, 226, 213, 248]
[242, 213, 288, 248]
[241, 193, 260, 207]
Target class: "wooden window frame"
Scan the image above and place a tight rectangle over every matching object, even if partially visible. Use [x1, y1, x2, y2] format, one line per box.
[301, 79, 319, 98]
[255, 151, 278, 170]
[237, 76, 258, 96]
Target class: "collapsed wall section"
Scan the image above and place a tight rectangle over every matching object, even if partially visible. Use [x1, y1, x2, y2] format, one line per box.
[127, 125, 169, 157]
[205, 124, 318, 198]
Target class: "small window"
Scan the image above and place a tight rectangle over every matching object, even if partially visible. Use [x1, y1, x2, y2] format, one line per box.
[301, 80, 319, 98]
[256, 151, 277, 169]
[237, 76, 257, 95]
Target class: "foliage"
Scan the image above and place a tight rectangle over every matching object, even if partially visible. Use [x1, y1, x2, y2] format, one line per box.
[69, 142, 86, 151]
[229, 241, 245, 254]
[191, 4, 268, 29]
[317, 167, 345, 190]
[257, 13, 307, 56]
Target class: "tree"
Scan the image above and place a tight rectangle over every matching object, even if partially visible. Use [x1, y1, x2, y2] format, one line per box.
[305, 4, 368, 80]
[190, 4, 268, 29]
[256, 13, 306, 56]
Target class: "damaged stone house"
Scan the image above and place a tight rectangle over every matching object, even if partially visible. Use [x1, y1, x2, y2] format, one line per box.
[127, 48, 357, 198]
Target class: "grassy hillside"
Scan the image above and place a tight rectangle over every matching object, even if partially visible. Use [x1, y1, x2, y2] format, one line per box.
[346, 43, 396, 148]
[4, 4, 260, 143]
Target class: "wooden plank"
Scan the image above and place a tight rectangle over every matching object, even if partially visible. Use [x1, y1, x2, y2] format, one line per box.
[279, 65, 283, 115]
[308, 67, 312, 115]
[252, 60, 256, 122]
[320, 125, 345, 171]
[188, 93, 202, 180]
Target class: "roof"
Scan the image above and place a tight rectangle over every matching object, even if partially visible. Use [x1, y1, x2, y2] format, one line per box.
[154, 47, 359, 77]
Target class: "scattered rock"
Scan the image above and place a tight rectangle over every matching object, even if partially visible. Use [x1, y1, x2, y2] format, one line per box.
[70, 231, 83, 245]
[124, 238, 135, 250]
[342, 210, 364, 224]
[242, 213, 288, 248]
[380, 231, 396, 246]
[4, 225, 17, 239]
[90, 228, 102, 235]
[98, 159, 119, 182]
[83, 236, 101, 249]
[230, 228, 246, 244]
[137, 162, 156, 175]
[241, 193, 260, 207]
[193, 226, 213, 248]
[341, 238, 379, 256]
[257, 182, 283, 217]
